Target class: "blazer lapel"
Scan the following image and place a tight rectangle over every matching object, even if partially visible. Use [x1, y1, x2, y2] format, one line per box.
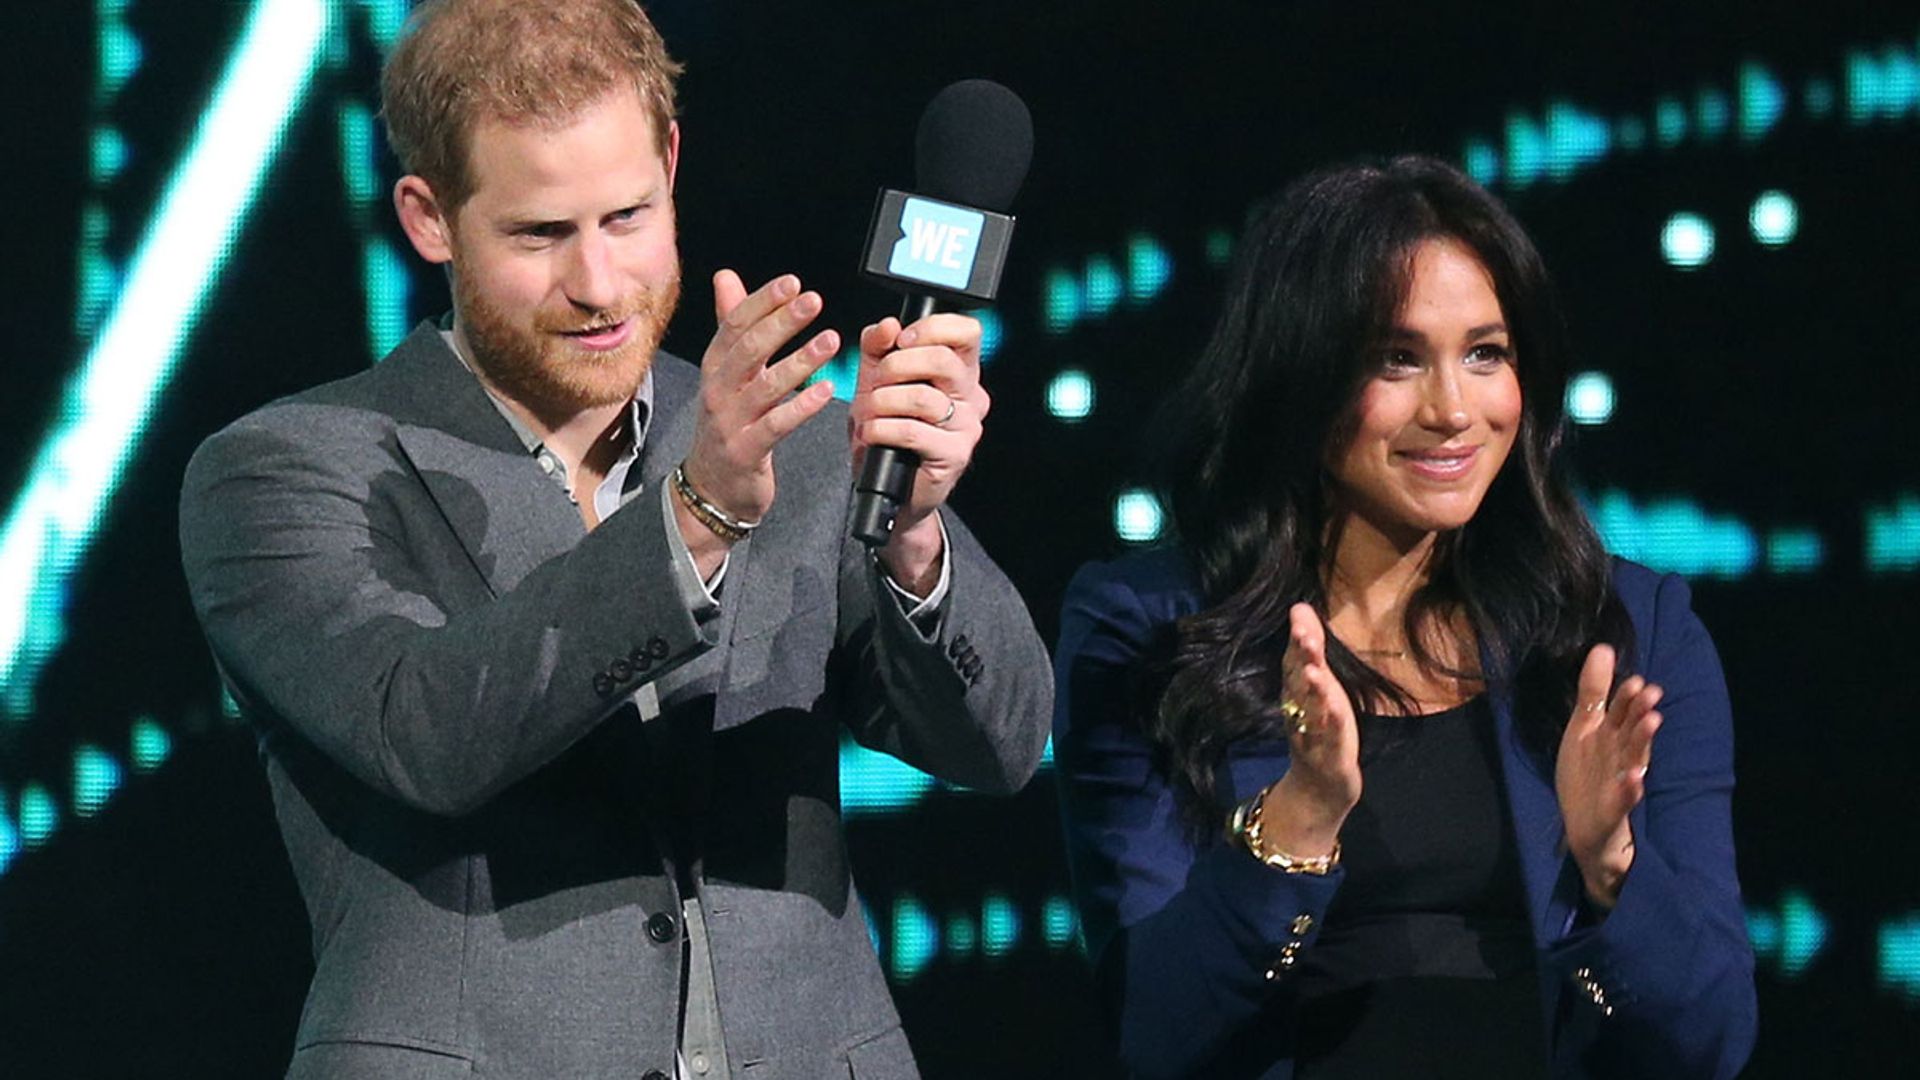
[383, 323, 586, 597]
[634, 355, 699, 491]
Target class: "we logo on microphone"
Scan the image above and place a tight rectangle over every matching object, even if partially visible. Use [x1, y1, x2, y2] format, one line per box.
[889, 197, 985, 291]
[861, 189, 1015, 303]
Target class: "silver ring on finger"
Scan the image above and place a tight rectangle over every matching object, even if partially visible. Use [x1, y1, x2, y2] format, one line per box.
[936, 396, 958, 428]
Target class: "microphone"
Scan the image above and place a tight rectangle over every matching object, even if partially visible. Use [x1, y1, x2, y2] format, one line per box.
[850, 79, 1033, 547]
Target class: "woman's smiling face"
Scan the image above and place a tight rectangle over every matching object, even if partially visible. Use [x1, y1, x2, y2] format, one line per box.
[1329, 236, 1522, 549]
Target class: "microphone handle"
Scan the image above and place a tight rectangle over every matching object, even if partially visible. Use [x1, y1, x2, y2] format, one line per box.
[850, 293, 940, 547]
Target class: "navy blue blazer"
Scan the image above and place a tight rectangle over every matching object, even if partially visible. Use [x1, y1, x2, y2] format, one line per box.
[1053, 549, 1756, 1079]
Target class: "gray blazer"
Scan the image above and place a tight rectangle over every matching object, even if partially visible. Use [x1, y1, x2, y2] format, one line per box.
[178, 323, 1053, 1079]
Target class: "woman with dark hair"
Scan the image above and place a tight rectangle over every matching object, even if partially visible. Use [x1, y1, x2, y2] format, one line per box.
[1053, 156, 1755, 1078]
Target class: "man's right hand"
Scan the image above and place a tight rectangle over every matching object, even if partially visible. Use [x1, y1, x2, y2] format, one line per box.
[676, 270, 840, 572]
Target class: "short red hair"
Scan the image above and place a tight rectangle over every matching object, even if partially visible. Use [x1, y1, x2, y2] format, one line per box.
[380, 0, 682, 212]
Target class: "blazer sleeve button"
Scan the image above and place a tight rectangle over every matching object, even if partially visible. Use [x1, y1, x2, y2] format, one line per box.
[592, 673, 615, 698]
[645, 911, 678, 944]
[647, 636, 670, 659]
[611, 658, 633, 681]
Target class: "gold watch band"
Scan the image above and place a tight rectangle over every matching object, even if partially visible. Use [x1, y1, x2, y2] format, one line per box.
[1229, 782, 1341, 875]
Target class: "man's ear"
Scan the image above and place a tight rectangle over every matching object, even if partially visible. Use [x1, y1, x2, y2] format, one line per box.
[664, 120, 680, 192]
[394, 175, 455, 264]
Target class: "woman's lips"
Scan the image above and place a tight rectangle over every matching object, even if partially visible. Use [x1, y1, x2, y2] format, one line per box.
[1397, 445, 1479, 480]
[560, 318, 633, 351]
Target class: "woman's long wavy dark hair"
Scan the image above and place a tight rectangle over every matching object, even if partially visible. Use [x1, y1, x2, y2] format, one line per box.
[1146, 155, 1633, 827]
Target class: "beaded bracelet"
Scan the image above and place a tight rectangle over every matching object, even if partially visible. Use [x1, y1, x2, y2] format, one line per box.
[671, 463, 761, 543]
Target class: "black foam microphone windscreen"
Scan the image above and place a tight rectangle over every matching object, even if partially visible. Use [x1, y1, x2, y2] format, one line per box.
[913, 79, 1034, 213]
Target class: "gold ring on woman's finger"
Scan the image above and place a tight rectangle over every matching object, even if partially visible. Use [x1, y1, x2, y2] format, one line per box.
[1279, 698, 1308, 734]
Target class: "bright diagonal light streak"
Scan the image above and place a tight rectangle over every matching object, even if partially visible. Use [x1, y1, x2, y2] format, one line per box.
[0, 0, 335, 715]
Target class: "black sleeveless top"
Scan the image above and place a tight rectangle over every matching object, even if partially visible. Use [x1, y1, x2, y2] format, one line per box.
[1291, 695, 1550, 1079]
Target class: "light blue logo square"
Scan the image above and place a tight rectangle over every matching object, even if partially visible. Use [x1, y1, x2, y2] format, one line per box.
[888, 197, 984, 290]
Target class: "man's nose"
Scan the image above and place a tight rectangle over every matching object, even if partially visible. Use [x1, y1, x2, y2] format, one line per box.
[562, 232, 621, 311]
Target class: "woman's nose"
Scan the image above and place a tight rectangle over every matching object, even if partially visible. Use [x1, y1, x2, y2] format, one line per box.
[1418, 367, 1471, 433]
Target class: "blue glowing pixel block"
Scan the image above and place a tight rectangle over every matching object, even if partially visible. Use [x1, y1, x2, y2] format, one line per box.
[131, 717, 172, 771]
[1043, 267, 1081, 335]
[1589, 490, 1757, 579]
[72, 745, 123, 817]
[1126, 234, 1172, 302]
[1114, 488, 1165, 545]
[945, 912, 978, 958]
[1083, 255, 1122, 316]
[840, 739, 937, 815]
[981, 894, 1022, 957]
[1739, 62, 1786, 142]
[1565, 371, 1615, 425]
[1878, 914, 1920, 1002]
[1866, 495, 1920, 573]
[1764, 528, 1824, 574]
[1042, 895, 1082, 951]
[1749, 190, 1799, 247]
[1846, 47, 1920, 124]
[1748, 891, 1829, 978]
[971, 308, 1004, 363]
[0, 802, 17, 875]
[1661, 212, 1716, 269]
[890, 895, 938, 982]
[1046, 371, 1094, 422]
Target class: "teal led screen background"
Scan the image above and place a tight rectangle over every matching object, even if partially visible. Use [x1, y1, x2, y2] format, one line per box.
[1, 1, 1917, 1075]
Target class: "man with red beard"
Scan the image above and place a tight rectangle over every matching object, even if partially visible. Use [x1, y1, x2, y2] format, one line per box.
[176, 2, 1051, 1078]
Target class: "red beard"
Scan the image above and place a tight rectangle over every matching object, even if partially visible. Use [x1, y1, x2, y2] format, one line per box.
[453, 254, 682, 417]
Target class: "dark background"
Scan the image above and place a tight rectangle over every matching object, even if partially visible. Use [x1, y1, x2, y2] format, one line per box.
[2, 1, 1916, 1075]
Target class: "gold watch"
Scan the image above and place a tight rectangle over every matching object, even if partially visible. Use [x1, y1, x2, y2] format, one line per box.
[1228, 782, 1341, 875]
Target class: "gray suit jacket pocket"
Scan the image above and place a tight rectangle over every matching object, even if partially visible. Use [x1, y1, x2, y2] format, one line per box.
[714, 598, 832, 731]
[841, 1025, 916, 1080]
[288, 1034, 473, 1079]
